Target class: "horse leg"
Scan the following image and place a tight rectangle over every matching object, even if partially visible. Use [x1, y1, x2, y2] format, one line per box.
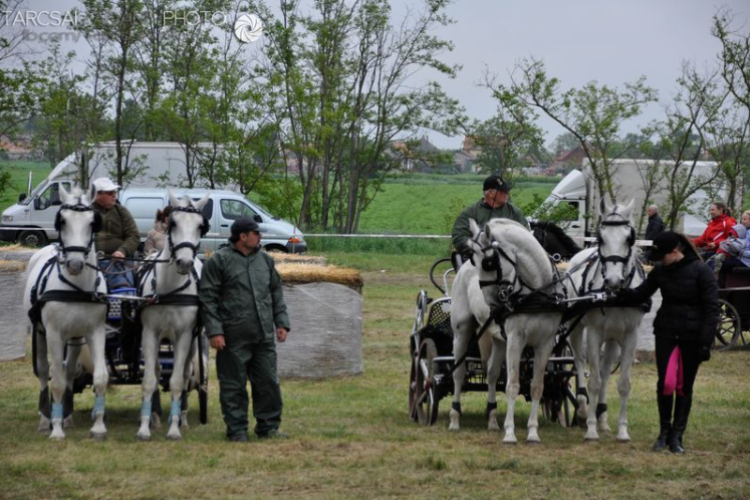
[584, 331, 603, 441]
[597, 341, 620, 433]
[569, 323, 589, 423]
[35, 329, 52, 432]
[449, 321, 474, 431]
[503, 335, 523, 444]
[527, 334, 556, 444]
[62, 342, 82, 429]
[46, 333, 67, 440]
[179, 340, 198, 430]
[137, 329, 159, 441]
[485, 336, 504, 431]
[167, 333, 193, 440]
[87, 327, 108, 440]
[615, 333, 638, 442]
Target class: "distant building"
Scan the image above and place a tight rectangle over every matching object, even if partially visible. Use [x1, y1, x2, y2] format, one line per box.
[0, 135, 37, 160]
[547, 146, 586, 175]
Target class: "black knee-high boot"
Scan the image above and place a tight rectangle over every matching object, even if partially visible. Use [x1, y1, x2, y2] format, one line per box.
[652, 393, 673, 452]
[669, 395, 692, 454]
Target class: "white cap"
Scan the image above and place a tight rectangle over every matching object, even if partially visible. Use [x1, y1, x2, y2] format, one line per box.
[92, 177, 120, 192]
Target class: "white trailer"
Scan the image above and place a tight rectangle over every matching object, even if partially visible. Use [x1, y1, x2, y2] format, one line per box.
[537, 159, 729, 240]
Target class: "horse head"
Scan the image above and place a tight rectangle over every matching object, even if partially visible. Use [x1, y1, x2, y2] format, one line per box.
[55, 185, 100, 275]
[167, 191, 210, 274]
[467, 218, 521, 310]
[597, 198, 637, 290]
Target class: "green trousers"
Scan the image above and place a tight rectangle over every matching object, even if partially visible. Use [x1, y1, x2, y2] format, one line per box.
[216, 340, 282, 438]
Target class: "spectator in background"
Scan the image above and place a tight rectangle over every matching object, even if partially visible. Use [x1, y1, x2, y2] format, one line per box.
[645, 204, 665, 241]
[692, 201, 736, 260]
[144, 205, 173, 255]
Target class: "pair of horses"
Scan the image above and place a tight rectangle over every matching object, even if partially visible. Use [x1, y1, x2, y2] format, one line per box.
[449, 200, 645, 443]
[24, 187, 208, 440]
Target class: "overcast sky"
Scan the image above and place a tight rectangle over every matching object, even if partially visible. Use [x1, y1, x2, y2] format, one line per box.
[7, 0, 750, 149]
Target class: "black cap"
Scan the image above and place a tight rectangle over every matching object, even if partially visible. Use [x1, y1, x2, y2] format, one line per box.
[231, 217, 260, 237]
[648, 231, 681, 261]
[483, 175, 510, 192]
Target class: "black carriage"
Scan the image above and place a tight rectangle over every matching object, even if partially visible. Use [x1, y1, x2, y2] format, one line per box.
[407, 258, 580, 427]
[715, 268, 750, 349]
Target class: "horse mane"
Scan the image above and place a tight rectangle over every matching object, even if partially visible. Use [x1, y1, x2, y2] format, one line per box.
[485, 219, 553, 288]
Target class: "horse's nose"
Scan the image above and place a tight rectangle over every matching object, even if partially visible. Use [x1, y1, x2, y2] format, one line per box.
[176, 258, 192, 274]
[66, 259, 84, 275]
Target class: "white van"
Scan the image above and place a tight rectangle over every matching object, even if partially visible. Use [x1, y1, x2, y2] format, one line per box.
[0, 181, 306, 254]
[119, 188, 306, 254]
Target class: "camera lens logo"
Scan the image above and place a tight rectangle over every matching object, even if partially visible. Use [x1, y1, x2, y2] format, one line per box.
[234, 13, 263, 43]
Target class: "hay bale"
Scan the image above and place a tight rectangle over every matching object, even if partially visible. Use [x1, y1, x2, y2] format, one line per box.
[0, 267, 27, 361]
[0, 247, 35, 263]
[277, 263, 362, 292]
[277, 281, 362, 378]
[272, 253, 327, 266]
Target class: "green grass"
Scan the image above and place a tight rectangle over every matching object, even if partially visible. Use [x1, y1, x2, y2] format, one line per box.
[0, 159, 51, 209]
[1, 253, 749, 498]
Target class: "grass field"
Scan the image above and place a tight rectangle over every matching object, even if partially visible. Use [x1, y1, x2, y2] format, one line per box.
[1, 252, 749, 498]
[0, 160, 51, 209]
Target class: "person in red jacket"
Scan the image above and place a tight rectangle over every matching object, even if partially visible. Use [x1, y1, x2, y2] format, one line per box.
[692, 201, 736, 260]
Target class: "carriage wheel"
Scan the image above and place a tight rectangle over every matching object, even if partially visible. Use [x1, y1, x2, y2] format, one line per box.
[415, 339, 439, 426]
[408, 354, 419, 422]
[715, 299, 741, 349]
[198, 333, 209, 425]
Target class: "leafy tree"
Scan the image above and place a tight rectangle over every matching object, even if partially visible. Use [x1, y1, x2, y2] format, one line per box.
[502, 58, 657, 203]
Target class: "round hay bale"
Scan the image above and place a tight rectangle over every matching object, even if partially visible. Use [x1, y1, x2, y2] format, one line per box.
[272, 253, 327, 266]
[277, 281, 362, 378]
[0, 265, 28, 361]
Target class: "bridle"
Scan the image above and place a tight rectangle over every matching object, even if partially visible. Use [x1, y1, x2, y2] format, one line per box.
[596, 208, 637, 287]
[167, 206, 206, 260]
[473, 233, 522, 304]
[56, 203, 98, 259]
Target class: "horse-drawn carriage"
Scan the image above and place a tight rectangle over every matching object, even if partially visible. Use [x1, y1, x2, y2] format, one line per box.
[408, 202, 651, 444]
[715, 268, 750, 349]
[407, 257, 579, 428]
[26, 188, 210, 440]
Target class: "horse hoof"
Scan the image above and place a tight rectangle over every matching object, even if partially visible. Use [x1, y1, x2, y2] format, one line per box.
[48, 432, 65, 441]
[166, 433, 182, 441]
[151, 413, 161, 429]
[503, 435, 518, 444]
[63, 416, 75, 429]
[136, 432, 151, 442]
[488, 421, 500, 431]
[526, 437, 542, 444]
[90, 431, 107, 440]
[584, 436, 600, 442]
[37, 420, 51, 433]
[616, 434, 631, 443]
[448, 424, 460, 432]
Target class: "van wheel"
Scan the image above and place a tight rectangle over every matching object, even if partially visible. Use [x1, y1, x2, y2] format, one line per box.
[264, 246, 288, 254]
[19, 230, 47, 248]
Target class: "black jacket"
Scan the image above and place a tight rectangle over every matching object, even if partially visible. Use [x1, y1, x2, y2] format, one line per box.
[621, 254, 718, 346]
[645, 214, 665, 241]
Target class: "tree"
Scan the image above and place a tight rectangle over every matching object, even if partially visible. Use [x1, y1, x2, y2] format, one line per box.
[713, 9, 750, 214]
[502, 58, 657, 203]
[466, 83, 544, 182]
[250, 0, 462, 232]
[75, 0, 146, 185]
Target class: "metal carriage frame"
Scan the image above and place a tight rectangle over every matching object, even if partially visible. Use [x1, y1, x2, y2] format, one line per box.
[407, 258, 581, 427]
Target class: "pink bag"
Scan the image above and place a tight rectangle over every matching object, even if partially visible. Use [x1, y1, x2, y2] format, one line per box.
[663, 345, 684, 396]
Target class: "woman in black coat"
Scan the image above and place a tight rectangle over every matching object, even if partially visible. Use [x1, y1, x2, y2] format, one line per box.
[619, 231, 718, 453]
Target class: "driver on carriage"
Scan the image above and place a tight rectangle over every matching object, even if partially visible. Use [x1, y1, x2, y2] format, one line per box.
[90, 177, 141, 291]
[451, 174, 529, 268]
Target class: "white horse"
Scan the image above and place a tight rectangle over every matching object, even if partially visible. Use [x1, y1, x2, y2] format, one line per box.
[23, 186, 109, 440]
[136, 191, 209, 441]
[567, 199, 646, 442]
[450, 218, 565, 443]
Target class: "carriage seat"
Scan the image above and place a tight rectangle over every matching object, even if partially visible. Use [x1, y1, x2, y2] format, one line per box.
[724, 267, 750, 289]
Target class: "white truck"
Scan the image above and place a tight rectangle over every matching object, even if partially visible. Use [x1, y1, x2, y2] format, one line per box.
[0, 142, 307, 252]
[537, 159, 728, 241]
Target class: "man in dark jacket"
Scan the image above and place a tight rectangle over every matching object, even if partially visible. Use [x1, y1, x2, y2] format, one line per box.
[199, 217, 290, 442]
[451, 175, 529, 264]
[644, 204, 665, 241]
[91, 177, 140, 289]
[618, 231, 718, 454]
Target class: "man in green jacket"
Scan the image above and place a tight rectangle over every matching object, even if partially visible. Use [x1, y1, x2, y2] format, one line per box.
[451, 175, 529, 263]
[91, 177, 140, 289]
[199, 217, 290, 442]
